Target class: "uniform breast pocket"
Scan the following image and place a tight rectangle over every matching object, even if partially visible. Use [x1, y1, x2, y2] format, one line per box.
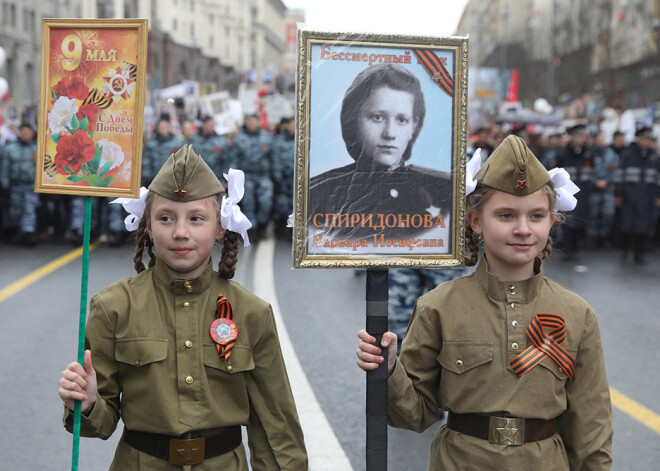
[115, 337, 168, 368]
[536, 346, 578, 382]
[438, 341, 494, 375]
[203, 344, 255, 375]
[437, 341, 494, 405]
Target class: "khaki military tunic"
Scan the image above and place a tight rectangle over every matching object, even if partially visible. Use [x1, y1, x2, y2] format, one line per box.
[388, 257, 612, 470]
[64, 257, 308, 470]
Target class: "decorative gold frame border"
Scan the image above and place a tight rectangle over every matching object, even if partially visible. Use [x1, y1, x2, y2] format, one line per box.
[293, 29, 469, 269]
[34, 18, 148, 198]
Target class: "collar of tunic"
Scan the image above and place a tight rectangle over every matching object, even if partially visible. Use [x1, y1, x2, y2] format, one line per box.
[475, 256, 543, 302]
[152, 256, 215, 295]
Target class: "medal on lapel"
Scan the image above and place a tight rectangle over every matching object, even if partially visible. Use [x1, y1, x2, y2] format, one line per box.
[210, 318, 237, 345]
[210, 294, 238, 371]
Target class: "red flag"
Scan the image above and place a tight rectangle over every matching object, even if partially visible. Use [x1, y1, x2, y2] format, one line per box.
[506, 69, 519, 103]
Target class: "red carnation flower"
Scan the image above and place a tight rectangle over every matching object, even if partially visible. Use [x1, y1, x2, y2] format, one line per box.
[76, 103, 102, 129]
[53, 77, 89, 101]
[54, 130, 96, 174]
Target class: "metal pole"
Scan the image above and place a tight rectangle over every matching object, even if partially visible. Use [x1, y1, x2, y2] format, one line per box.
[366, 269, 388, 470]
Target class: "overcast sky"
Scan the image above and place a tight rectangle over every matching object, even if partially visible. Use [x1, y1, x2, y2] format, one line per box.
[282, 0, 469, 37]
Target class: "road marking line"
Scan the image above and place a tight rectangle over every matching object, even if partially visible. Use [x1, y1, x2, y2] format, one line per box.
[254, 239, 354, 471]
[0, 242, 101, 304]
[611, 387, 660, 434]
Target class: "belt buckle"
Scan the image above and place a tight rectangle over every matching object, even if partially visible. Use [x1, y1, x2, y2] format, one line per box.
[488, 416, 525, 445]
[169, 437, 205, 466]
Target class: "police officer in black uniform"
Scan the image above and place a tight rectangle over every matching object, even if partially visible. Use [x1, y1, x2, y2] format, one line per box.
[553, 123, 595, 259]
[615, 126, 660, 264]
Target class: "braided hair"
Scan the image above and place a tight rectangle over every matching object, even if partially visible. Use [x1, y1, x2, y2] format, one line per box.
[538, 184, 563, 260]
[218, 231, 240, 279]
[211, 193, 241, 279]
[132, 191, 158, 273]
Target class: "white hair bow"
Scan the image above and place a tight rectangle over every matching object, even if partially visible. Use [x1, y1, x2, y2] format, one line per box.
[548, 168, 580, 211]
[465, 148, 482, 196]
[221, 169, 253, 246]
[110, 187, 148, 231]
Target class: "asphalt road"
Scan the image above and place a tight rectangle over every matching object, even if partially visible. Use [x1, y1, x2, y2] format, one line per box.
[0, 237, 658, 470]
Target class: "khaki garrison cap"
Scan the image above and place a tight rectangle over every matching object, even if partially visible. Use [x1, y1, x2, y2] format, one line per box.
[149, 144, 225, 201]
[474, 135, 550, 195]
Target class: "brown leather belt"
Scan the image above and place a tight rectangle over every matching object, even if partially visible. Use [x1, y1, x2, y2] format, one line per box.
[447, 412, 556, 445]
[122, 425, 241, 466]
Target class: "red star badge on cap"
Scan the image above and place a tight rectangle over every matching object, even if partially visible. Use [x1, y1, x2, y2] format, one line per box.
[516, 180, 527, 191]
[174, 188, 186, 198]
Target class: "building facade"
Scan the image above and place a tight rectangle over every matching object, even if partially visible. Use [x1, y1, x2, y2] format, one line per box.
[457, 0, 660, 108]
[282, 8, 304, 92]
[0, 0, 297, 121]
[0, 0, 95, 116]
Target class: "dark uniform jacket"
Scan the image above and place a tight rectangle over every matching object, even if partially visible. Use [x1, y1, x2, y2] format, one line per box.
[230, 128, 272, 177]
[388, 257, 612, 471]
[270, 132, 296, 220]
[554, 144, 595, 225]
[308, 161, 452, 239]
[0, 138, 37, 187]
[142, 133, 185, 185]
[190, 131, 229, 176]
[63, 257, 308, 470]
[615, 143, 660, 235]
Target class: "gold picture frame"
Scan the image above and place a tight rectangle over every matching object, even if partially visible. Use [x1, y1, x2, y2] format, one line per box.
[35, 18, 148, 198]
[293, 29, 469, 269]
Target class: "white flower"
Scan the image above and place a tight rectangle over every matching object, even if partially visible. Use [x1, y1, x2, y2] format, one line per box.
[48, 96, 78, 135]
[114, 161, 132, 182]
[98, 138, 125, 170]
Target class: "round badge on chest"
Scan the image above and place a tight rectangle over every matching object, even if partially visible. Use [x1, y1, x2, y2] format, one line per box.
[210, 318, 238, 345]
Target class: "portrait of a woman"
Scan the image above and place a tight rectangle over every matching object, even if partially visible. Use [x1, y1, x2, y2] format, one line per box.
[308, 63, 452, 241]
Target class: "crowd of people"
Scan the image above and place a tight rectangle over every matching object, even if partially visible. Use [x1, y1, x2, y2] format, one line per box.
[2, 109, 659, 263]
[468, 123, 660, 264]
[0, 114, 296, 247]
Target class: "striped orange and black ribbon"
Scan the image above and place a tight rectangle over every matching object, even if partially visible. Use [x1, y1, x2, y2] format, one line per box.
[215, 294, 236, 361]
[509, 313, 575, 381]
[412, 49, 454, 98]
[82, 88, 113, 109]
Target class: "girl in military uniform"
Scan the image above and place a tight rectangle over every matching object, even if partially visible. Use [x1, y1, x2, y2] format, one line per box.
[357, 135, 612, 470]
[59, 145, 307, 470]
